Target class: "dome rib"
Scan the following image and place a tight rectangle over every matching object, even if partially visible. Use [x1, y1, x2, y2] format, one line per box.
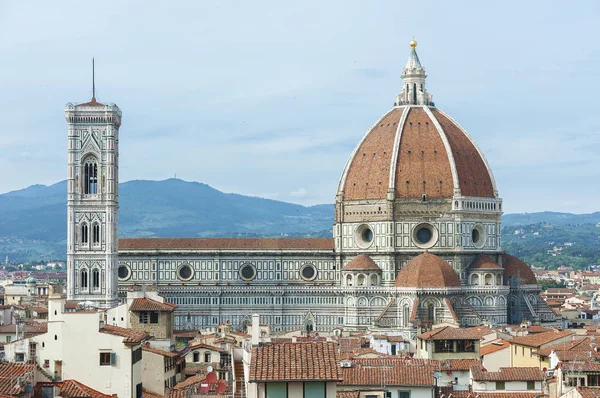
[434, 109, 498, 196]
[394, 251, 461, 288]
[423, 106, 460, 196]
[387, 106, 410, 192]
[337, 108, 396, 195]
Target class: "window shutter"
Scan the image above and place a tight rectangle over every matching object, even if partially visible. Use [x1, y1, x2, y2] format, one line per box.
[110, 352, 117, 365]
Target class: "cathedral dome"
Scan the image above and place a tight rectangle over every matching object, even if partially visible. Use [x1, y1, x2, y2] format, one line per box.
[343, 254, 381, 271]
[394, 251, 460, 288]
[337, 42, 497, 202]
[502, 253, 537, 285]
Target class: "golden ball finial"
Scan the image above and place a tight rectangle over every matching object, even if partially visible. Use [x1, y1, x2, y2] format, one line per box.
[410, 39, 417, 49]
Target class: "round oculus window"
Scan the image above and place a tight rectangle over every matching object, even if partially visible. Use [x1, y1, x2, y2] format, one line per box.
[177, 264, 194, 281]
[117, 264, 131, 281]
[355, 224, 374, 248]
[412, 223, 438, 249]
[240, 264, 256, 281]
[472, 224, 487, 249]
[300, 264, 317, 281]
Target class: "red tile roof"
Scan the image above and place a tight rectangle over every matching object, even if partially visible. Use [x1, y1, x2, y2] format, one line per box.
[130, 298, 177, 312]
[480, 340, 510, 356]
[559, 362, 600, 372]
[340, 363, 435, 386]
[0, 363, 37, 395]
[577, 387, 600, 398]
[510, 330, 573, 348]
[471, 365, 544, 381]
[57, 380, 112, 398]
[143, 346, 187, 358]
[502, 253, 537, 285]
[250, 342, 341, 382]
[465, 325, 495, 339]
[336, 391, 360, 398]
[418, 326, 479, 341]
[76, 98, 105, 107]
[343, 255, 381, 271]
[173, 375, 205, 390]
[188, 343, 227, 353]
[394, 252, 460, 288]
[99, 324, 149, 344]
[474, 394, 544, 398]
[141, 389, 164, 398]
[469, 254, 502, 270]
[119, 238, 334, 250]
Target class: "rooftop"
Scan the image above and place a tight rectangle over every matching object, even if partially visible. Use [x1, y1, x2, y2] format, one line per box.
[250, 342, 340, 382]
[99, 324, 149, 344]
[510, 330, 573, 348]
[130, 297, 177, 312]
[471, 365, 544, 382]
[418, 326, 479, 341]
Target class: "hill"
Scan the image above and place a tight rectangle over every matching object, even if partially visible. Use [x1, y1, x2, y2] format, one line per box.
[1, 179, 598, 266]
[0, 179, 333, 262]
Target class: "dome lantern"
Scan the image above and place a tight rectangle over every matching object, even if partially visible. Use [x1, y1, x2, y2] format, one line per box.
[396, 39, 433, 106]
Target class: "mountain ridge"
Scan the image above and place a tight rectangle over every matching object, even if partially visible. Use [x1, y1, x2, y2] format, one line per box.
[1, 179, 598, 263]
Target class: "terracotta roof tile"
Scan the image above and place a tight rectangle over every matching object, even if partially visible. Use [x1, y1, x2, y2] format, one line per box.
[99, 324, 149, 344]
[510, 330, 573, 348]
[474, 394, 544, 398]
[141, 389, 164, 398]
[577, 387, 600, 398]
[464, 325, 495, 339]
[418, 326, 479, 341]
[480, 340, 510, 356]
[56, 380, 112, 398]
[471, 365, 544, 381]
[340, 363, 435, 386]
[503, 253, 538, 285]
[0, 363, 37, 395]
[119, 238, 334, 251]
[249, 342, 341, 382]
[394, 107, 456, 199]
[343, 255, 381, 271]
[469, 254, 502, 270]
[76, 98, 105, 107]
[130, 298, 177, 312]
[143, 346, 187, 358]
[559, 362, 600, 372]
[394, 252, 460, 288]
[173, 375, 205, 390]
[343, 109, 402, 200]
[336, 391, 360, 398]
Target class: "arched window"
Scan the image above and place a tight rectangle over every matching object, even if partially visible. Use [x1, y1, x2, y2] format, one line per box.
[81, 223, 88, 244]
[370, 274, 378, 286]
[84, 157, 98, 194]
[485, 274, 493, 286]
[357, 274, 366, 286]
[413, 83, 417, 103]
[346, 274, 353, 286]
[92, 269, 100, 289]
[427, 304, 435, 322]
[81, 269, 88, 289]
[471, 274, 479, 286]
[403, 305, 410, 327]
[92, 223, 100, 244]
[496, 274, 502, 285]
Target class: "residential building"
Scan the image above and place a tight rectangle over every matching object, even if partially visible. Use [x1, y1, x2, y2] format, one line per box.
[416, 326, 480, 360]
[480, 340, 511, 372]
[509, 330, 573, 368]
[470, 365, 544, 395]
[248, 342, 341, 398]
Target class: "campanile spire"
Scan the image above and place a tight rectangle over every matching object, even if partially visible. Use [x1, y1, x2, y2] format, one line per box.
[396, 39, 434, 106]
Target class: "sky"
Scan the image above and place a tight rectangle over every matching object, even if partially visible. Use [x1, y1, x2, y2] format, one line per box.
[0, 1, 599, 213]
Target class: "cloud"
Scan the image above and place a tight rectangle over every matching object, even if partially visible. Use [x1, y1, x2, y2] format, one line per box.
[290, 188, 307, 198]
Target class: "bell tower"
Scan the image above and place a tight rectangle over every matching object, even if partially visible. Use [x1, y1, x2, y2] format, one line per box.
[64, 67, 122, 308]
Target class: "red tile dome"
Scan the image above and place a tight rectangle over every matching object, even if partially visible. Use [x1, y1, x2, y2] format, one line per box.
[343, 254, 381, 271]
[394, 251, 461, 288]
[502, 253, 538, 285]
[338, 106, 496, 201]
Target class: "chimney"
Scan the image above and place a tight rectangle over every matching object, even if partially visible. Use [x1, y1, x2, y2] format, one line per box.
[251, 313, 260, 346]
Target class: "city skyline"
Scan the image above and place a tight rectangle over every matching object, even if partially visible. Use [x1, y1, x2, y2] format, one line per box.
[0, 1, 599, 213]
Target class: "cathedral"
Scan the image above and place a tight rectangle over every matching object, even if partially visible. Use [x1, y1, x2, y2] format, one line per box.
[64, 41, 556, 347]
